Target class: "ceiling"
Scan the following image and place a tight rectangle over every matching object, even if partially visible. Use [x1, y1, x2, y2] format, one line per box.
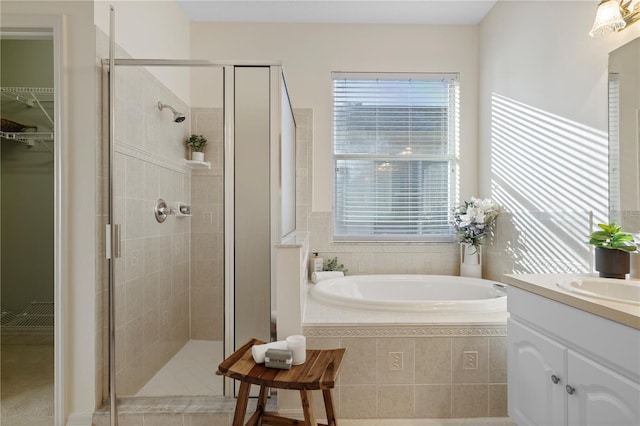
[178, 1, 498, 25]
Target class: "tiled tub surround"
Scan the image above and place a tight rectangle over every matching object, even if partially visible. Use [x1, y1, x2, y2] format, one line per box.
[111, 62, 192, 396]
[303, 295, 508, 419]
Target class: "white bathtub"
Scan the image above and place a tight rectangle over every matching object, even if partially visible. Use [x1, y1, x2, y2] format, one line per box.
[309, 274, 507, 313]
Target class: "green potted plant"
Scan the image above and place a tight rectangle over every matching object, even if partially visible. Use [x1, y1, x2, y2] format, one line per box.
[588, 222, 638, 279]
[323, 257, 348, 274]
[186, 134, 207, 161]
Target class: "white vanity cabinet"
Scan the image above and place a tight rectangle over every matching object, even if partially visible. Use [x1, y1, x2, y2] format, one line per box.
[507, 286, 640, 426]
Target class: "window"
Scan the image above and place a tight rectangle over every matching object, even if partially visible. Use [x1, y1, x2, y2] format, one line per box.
[332, 72, 459, 242]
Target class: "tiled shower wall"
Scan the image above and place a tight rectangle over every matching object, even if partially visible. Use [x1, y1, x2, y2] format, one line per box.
[190, 107, 224, 341]
[96, 29, 192, 397]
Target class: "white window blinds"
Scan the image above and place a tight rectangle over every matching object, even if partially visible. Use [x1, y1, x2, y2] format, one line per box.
[332, 72, 459, 242]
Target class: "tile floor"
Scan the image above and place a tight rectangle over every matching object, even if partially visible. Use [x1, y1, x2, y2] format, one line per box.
[136, 340, 224, 396]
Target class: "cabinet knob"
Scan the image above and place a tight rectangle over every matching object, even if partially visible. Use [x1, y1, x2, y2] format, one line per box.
[551, 374, 560, 384]
[565, 385, 576, 395]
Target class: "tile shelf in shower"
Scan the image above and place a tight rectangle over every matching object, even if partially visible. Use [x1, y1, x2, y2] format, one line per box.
[184, 160, 211, 170]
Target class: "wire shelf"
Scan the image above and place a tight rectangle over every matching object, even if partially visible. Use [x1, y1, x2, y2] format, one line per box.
[1, 302, 54, 328]
[1, 307, 17, 326]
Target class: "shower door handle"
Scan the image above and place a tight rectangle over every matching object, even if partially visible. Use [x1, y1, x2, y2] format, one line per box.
[113, 224, 122, 258]
[105, 224, 122, 259]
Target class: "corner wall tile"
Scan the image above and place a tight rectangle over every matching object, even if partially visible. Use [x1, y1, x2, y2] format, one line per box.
[415, 337, 451, 384]
[339, 338, 377, 385]
[451, 384, 488, 418]
[377, 385, 415, 418]
[489, 336, 508, 383]
[377, 338, 415, 385]
[452, 337, 489, 384]
[489, 383, 508, 417]
[339, 385, 377, 419]
[415, 384, 451, 418]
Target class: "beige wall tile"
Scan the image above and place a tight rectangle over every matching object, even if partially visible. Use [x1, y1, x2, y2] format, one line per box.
[451, 384, 488, 418]
[142, 414, 184, 426]
[415, 337, 451, 384]
[116, 415, 144, 426]
[339, 385, 377, 419]
[309, 388, 339, 421]
[306, 338, 341, 350]
[377, 385, 415, 418]
[489, 383, 508, 417]
[125, 277, 144, 323]
[415, 384, 451, 418]
[124, 316, 143, 363]
[451, 336, 489, 384]
[377, 338, 415, 385]
[489, 336, 508, 383]
[143, 271, 160, 315]
[142, 310, 159, 348]
[188, 413, 230, 426]
[339, 338, 377, 385]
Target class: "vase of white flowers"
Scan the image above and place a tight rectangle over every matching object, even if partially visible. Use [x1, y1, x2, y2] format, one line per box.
[452, 197, 500, 278]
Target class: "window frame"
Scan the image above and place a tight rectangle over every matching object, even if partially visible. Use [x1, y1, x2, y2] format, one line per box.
[331, 72, 460, 243]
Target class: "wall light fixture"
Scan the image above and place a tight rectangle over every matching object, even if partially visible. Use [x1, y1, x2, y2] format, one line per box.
[590, 0, 640, 37]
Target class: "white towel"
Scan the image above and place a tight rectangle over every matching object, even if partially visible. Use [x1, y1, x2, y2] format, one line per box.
[311, 271, 344, 283]
[251, 341, 288, 363]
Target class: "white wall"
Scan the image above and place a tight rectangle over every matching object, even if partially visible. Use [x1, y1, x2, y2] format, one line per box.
[2, 1, 98, 423]
[190, 22, 480, 212]
[479, 0, 638, 208]
[479, 1, 639, 277]
[94, 0, 191, 104]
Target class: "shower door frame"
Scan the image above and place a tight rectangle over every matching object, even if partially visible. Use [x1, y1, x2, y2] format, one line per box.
[0, 13, 66, 426]
[105, 25, 284, 420]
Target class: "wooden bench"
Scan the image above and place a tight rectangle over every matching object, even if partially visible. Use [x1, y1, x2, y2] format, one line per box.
[217, 338, 346, 426]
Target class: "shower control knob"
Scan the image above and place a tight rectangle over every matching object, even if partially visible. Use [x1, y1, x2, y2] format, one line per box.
[551, 374, 560, 384]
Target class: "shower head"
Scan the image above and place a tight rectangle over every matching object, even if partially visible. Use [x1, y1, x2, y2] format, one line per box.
[158, 101, 186, 123]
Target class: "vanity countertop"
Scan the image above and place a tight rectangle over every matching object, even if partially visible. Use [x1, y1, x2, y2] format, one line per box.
[502, 273, 640, 330]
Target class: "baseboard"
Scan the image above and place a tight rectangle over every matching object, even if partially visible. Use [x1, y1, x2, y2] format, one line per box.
[66, 412, 94, 426]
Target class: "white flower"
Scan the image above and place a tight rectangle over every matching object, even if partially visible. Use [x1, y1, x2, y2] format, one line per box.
[452, 197, 500, 246]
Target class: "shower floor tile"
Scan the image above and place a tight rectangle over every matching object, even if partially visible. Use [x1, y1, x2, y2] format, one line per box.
[136, 340, 223, 397]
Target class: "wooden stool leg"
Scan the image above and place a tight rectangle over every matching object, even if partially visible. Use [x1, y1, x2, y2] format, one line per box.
[245, 385, 269, 426]
[232, 381, 251, 426]
[322, 389, 337, 426]
[300, 390, 317, 426]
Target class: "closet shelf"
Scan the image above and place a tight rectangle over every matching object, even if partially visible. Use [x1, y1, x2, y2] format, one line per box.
[0, 131, 54, 147]
[1, 87, 55, 129]
[184, 160, 211, 170]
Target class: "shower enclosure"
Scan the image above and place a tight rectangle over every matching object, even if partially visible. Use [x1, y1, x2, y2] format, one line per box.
[102, 13, 296, 424]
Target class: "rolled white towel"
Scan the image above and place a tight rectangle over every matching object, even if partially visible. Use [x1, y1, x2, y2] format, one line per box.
[251, 341, 288, 363]
[311, 271, 344, 284]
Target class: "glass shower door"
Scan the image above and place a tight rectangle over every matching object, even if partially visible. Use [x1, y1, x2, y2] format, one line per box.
[108, 61, 225, 400]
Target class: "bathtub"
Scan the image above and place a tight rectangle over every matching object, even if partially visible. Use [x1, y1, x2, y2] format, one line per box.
[309, 274, 507, 313]
[303, 275, 508, 419]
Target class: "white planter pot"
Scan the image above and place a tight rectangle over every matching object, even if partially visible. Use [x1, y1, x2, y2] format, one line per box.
[191, 151, 204, 162]
[460, 242, 482, 278]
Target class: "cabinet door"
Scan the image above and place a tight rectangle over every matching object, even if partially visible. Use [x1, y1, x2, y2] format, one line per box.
[508, 318, 567, 425]
[567, 350, 640, 426]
